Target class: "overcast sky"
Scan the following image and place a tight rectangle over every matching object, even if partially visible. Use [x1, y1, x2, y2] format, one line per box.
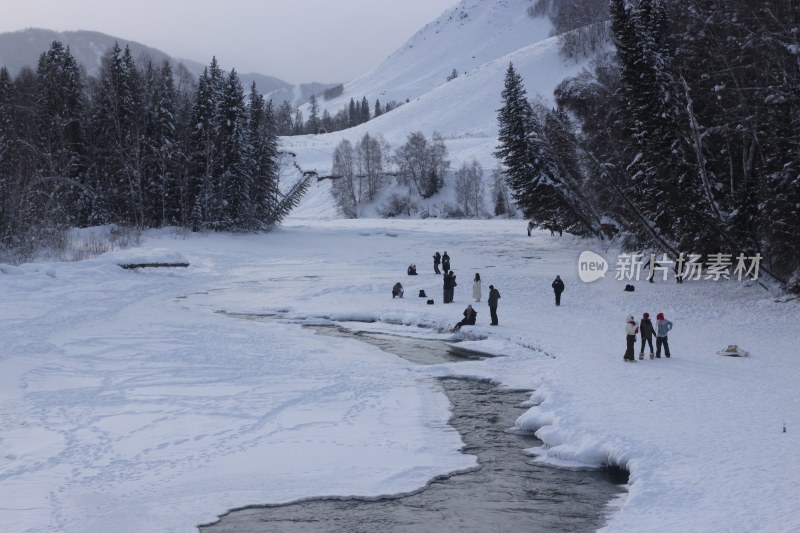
[0, 0, 461, 84]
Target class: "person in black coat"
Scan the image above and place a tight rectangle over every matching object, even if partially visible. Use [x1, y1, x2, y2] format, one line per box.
[392, 282, 404, 298]
[487, 285, 500, 325]
[551, 275, 565, 306]
[443, 270, 457, 303]
[442, 252, 451, 273]
[433, 252, 441, 274]
[407, 264, 418, 275]
[639, 312, 655, 359]
[452, 304, 477, 332]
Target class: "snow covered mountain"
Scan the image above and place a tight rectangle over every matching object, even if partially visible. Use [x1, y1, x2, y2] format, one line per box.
[0, 28, 332, 106]
[284, 0, 598, 217]
[323, 0, 553, 113]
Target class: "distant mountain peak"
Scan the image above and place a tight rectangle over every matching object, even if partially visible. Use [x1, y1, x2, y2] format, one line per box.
[0, 28, 337, 104]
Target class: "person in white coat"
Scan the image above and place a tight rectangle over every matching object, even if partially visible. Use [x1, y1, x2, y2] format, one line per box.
[624, 315, 638, 362]
[472, 273, 482, 302]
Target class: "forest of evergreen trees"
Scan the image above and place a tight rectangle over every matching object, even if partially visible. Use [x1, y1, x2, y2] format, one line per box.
[498, 0, 800, 291]
[0, 41, 310, 262]
[274, 93, 402, 136]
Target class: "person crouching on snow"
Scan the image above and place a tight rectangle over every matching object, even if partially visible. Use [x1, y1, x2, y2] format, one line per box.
[655, 312, 673, 358]
[392, 282, 404, 298]
[452, 304, 477, 332]
[624, 315, 638, 362]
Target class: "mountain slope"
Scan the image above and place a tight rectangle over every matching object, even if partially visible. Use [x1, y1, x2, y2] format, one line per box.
[0, 28, 331, 104]
[311, 0, 552, 114]
[283, 0, 596, 219]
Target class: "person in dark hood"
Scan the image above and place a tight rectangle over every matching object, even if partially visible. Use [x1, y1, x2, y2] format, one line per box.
[639, 312, 655, 360]
[551, 275, 565, 306]
[442, 251, 451, 273]
[452, 304, 477, 332]
[392, 282, 404, 298]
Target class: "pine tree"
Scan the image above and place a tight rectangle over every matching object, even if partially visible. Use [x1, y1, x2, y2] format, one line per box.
[360, 96, 370, 123]
[248, 83, 279, 226]
[142, 59, 178, 227]
[307, 94, 320, 134]
[494, 63, 535, 214]
[348, 98, 357, 128]
[188, 58, 225, 229]
[275, 100, 294, 136]
[292, 109, 304, 135]
[0, 67, 15, 244]
[90, 43, 146, 226]
[35, 41, 87, 226]
[217, 68, 252, 229]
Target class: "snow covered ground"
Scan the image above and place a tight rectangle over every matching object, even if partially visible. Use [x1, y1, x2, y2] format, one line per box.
[1, 218, 798, 532]
[3, 1, 799, 531]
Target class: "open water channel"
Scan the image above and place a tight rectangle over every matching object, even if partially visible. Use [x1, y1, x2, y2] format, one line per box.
[200, 323, 626, 532]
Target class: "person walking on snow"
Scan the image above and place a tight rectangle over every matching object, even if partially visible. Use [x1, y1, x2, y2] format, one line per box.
[624, 315, 638, 362]
[639, 312, 655, 360]
[488, 285, 501, 325]
[551, 275, 565, 306]
[433, 251, 441, 275]
[473, 273, 482, 302]
[527, 220, 534, 237]
[655, 312, 673, 358]
[442, 252, 451, 273]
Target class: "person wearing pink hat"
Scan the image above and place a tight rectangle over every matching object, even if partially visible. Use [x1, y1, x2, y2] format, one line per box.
[655, 312, 673, 358]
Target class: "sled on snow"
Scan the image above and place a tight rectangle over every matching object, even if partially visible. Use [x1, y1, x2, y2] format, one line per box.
[717, 345, 749, 357]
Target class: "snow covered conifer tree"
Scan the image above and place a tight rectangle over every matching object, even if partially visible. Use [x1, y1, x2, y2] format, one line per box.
[217, 68, 252, 229]
[248, 83, 279, 226]
[495, 63, 535, 214]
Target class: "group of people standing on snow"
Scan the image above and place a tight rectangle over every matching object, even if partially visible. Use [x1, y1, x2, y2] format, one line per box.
[624, 312, 673, 362]
[429, 251, 501, 327]
[404, 246, 677, 362]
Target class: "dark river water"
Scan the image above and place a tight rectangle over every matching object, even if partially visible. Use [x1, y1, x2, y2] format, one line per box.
[200, 324, 626, 532]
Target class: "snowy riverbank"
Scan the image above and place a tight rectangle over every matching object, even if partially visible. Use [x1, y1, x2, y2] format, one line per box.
[1, 218, 798, 532]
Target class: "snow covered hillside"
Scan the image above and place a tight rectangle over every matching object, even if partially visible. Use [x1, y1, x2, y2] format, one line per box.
[284, 0, 593, 183]
[318, 0, 552, 114]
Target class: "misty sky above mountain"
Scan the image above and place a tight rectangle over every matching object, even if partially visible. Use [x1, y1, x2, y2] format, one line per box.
[1, 0, 460, 84]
